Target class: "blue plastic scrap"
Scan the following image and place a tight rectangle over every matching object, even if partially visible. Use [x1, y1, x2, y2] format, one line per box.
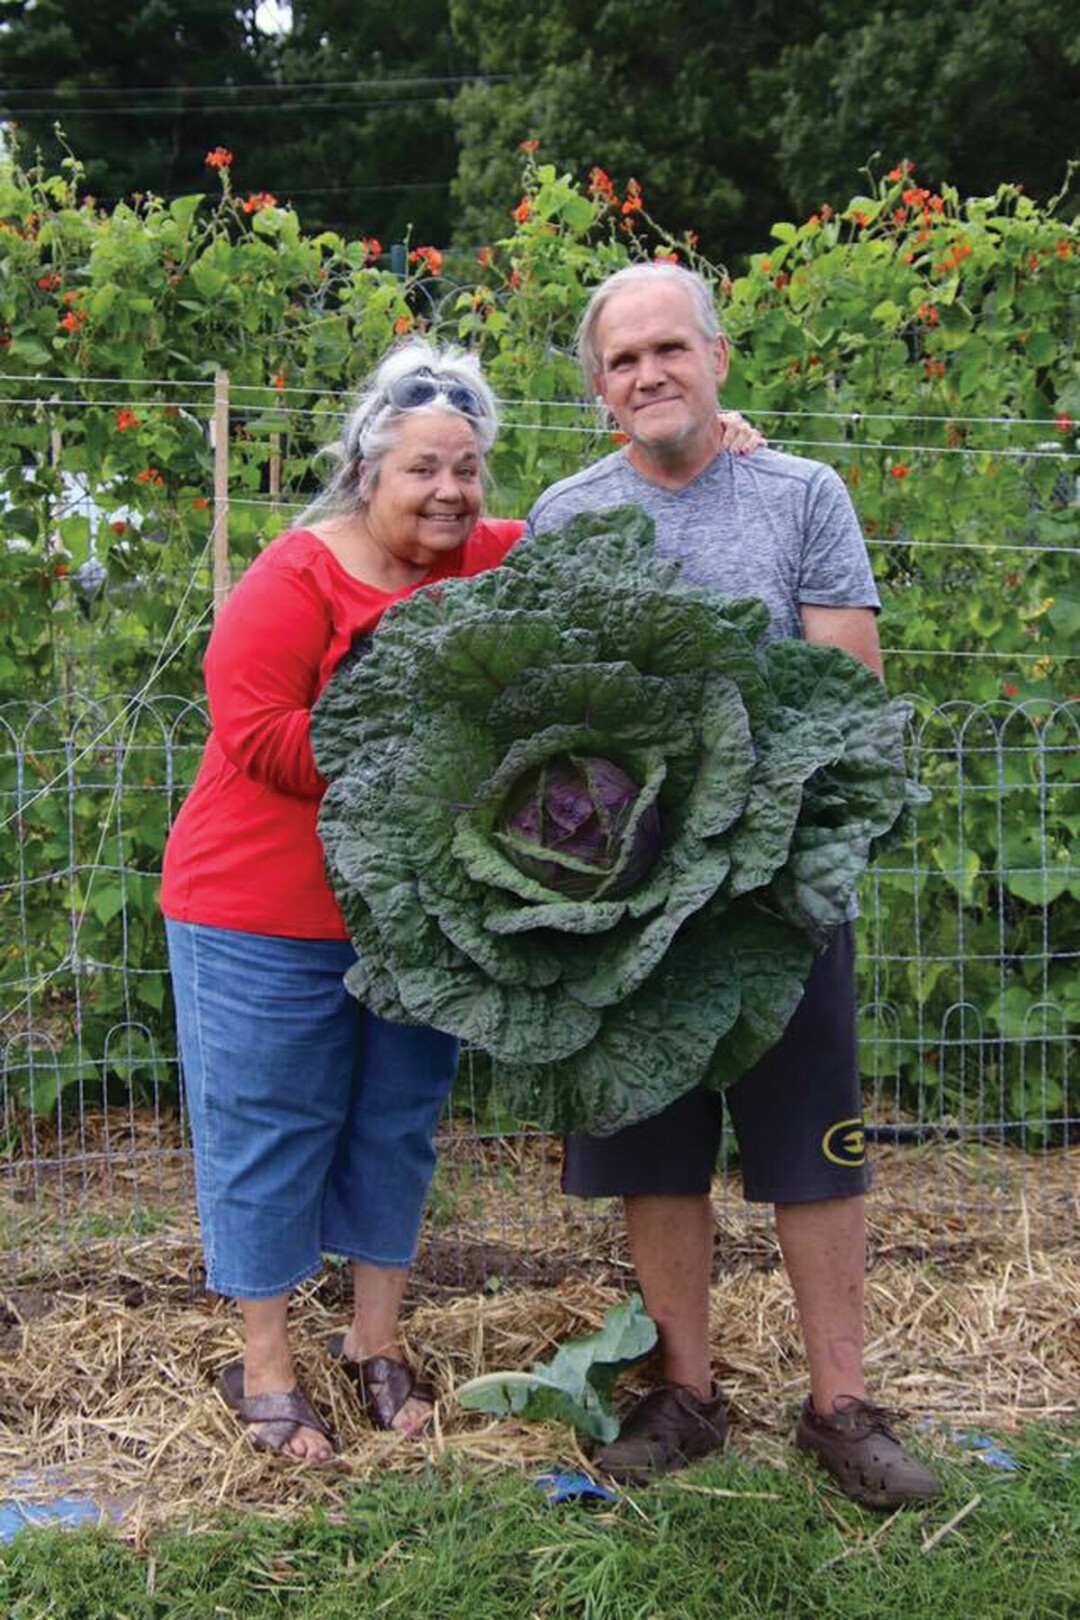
[954, 1431, 1020, 1472]
[0, 1495, 106, 1543]
[916, 1417, 1020, 1474]
[0, 1472, 132, 1544]
[534, 1470, 619, 1504]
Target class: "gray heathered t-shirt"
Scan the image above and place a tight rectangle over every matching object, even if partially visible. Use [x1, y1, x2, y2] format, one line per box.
[526, 445, 880, 640]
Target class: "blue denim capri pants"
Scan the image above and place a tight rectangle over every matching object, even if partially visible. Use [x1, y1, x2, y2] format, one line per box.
[166, 920, 459, 1299]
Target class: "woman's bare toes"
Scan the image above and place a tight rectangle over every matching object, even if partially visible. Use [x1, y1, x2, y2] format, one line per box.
[389, 1394, 434, 1437]
[285, 1424, 335, 1461]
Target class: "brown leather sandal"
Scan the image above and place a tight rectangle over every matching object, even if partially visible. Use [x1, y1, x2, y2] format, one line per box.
[327, 1333, 436, 1434]
[217, 1361, 336, 1457]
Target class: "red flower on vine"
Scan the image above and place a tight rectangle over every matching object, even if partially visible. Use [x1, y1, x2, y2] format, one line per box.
[242, 191, 277, 214]
[512, 196, 531, 225]
[361, 238, 382, 264]
[519, 138, 540, 153]
[621, 180, 643, 216]
[115, 409, 140, 432]
[890, 464, 912, 479]
[205, 148, 234, 169]
[136, 467, 164, 486]
[409, 246, 443, 276]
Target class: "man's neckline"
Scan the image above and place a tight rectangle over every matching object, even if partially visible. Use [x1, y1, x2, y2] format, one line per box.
[620, 438, 732, 495]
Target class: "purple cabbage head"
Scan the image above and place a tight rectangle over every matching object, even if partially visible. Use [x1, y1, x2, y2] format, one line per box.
[499, 754, 661, 899]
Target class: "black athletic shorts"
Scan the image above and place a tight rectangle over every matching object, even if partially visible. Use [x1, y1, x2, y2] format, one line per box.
[563, 923, 869, 1204]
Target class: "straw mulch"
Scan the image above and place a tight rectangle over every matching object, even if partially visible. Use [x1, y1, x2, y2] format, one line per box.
[2, 1141, 1079, 1540]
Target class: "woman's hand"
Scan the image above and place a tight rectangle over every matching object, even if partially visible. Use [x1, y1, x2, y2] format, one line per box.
[717, 411, 767, 456]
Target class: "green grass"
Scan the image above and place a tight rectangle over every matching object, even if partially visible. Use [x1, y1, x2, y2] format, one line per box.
[2, 1426, 1078, 1619]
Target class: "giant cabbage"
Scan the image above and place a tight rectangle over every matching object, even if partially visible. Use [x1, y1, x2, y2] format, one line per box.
[313, 506, 917, 1136]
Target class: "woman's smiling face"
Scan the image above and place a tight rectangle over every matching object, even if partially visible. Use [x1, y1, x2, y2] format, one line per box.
[363, 411, 483, 569]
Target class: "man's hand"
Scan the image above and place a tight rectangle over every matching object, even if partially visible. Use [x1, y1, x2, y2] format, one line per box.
[717, 411, 767, 456]
[800, 605, 884, 679]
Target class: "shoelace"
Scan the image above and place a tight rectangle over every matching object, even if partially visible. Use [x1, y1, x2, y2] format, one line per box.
[828, 1397, 907, 1436]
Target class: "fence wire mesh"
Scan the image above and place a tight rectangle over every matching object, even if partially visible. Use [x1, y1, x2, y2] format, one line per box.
[2, 690, 1076, 1284]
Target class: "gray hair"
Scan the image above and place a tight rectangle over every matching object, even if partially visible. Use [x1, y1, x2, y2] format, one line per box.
[302, 339, 499, 522]
[576, 263, 724, 390]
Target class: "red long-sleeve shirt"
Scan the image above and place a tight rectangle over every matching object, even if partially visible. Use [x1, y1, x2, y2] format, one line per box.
[161, 521, 524, 938]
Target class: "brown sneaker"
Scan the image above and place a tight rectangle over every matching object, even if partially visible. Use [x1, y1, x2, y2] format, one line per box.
[594, 1382, 729, 1484]
[795, 1396, 941, 1508]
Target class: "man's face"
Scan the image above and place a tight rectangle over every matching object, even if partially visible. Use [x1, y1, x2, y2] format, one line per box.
[593, 281, 729, 463]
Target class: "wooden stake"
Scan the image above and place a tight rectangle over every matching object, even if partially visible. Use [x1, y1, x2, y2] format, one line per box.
[212, 368, 230, 613]
[269, 431, 282, 519]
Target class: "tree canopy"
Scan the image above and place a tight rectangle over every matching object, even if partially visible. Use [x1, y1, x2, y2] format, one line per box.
[766, 0, 1080, 216]
[0, 0, 270, 201]
[448, 0, 813, 260]
[0, 0, 1074, 259]
[259, 0, 465, 243]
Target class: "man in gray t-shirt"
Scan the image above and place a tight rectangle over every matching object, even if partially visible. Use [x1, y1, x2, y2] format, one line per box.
[529, 439, 880, 644]
[525, 264, 937, 1509]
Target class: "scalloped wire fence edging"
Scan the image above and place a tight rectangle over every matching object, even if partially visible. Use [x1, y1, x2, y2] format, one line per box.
[1, 695, 1076, 1282]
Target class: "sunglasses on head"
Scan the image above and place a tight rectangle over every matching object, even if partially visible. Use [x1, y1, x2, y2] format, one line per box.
[386, 370, 483, 420]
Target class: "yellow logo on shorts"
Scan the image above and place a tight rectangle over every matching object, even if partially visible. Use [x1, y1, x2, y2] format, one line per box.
[822, 1118, 866, 1167]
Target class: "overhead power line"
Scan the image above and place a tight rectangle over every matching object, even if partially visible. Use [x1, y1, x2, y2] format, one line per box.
[1, 93, 459, 117]
[0, 73, 511, 98]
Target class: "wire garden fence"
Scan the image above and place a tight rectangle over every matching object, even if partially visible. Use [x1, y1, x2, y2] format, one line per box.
[1, 678, 1076, 1284]
[2, 349, 1079, 1283]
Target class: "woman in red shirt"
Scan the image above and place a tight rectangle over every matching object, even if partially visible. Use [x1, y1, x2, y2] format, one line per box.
[164, 341, 524, 1457]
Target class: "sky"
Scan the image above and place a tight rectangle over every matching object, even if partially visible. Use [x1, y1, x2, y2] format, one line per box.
[254, 1, 292, 34]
